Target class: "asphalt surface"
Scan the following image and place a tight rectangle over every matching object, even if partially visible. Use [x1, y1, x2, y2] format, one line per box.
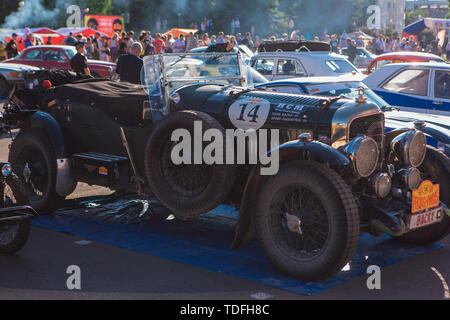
[0, 100, 449, 300]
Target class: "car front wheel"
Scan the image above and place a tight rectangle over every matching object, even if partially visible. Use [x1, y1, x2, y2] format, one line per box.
[254, 161, 360, 281]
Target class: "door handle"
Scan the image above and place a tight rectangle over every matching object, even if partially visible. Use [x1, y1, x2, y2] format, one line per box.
[432, 101, 443, 106]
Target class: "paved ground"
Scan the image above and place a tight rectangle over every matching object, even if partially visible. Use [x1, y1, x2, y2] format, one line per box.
[0, 99, 449, 300]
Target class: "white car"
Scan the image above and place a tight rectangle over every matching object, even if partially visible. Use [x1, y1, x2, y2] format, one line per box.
[250, 41, 360, 81]
[363, 62, 450, 116]
[0, 63, 42, 97]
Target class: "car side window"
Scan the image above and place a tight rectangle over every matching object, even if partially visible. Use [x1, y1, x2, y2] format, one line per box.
[253, 59, 274, 75]
[263, 85, 305, 94]
[434, 70, 450, 100]
[276, 59, 306, 76]
[44, 50, 64, 61]
[382, 69, 430, 97]
[23, 49, 42, 60]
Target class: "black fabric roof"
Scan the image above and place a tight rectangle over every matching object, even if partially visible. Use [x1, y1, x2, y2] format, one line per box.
[54, 80, 149, 127]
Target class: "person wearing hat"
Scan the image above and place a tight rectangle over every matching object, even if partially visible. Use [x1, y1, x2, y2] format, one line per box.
[70, 42, 91, 75]
[5, 33, 19, 58]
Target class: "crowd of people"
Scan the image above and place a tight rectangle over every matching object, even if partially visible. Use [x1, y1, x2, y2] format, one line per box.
[61, 29, 261, 64]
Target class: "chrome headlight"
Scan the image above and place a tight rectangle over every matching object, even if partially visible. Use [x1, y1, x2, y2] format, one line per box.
[398, 167, 422, 190]
[372, 173, 392, 198]
[391, 130, 426, 168]
[1, 163, 12, 177]
[341, 136, 379, 177]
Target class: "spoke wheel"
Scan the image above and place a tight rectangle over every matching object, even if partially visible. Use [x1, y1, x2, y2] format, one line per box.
[0, 173, 31, 254]
[254, 161, 359, 281]
[270, 185, 330, 260]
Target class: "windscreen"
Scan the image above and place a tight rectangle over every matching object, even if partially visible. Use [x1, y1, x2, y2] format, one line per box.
[162, 52, 244, 92]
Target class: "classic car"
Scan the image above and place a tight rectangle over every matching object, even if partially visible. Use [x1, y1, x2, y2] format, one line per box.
[363, 62, 450, 116]
[0, 63, 42, 97]
[3, 45, 116, 78]
[365, 51, 445, 75]
[339, 47, 375, 69]
[2, 51, 449, 281]
[250, 40, 360, 81]
[255, 75, 450, 157]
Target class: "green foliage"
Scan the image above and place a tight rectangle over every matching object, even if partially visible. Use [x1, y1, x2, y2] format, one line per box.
[0, 0, 408, 37]
[405, 8, 430, 26]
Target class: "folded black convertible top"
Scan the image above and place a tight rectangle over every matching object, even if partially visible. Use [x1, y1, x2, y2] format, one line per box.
[54, 80, 149, 126]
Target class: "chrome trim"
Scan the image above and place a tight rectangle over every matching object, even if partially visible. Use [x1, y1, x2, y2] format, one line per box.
[340, 136, 379, 177]
[391, 130, 427, 168]
[55, 158, 77, 197]
[331, 101, 382, 148]
[372, 173, 392, 198]
[398, 167, 421, 190]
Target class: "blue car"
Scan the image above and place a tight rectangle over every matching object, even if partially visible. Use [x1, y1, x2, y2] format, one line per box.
[363, 62, 450, 116]
[256, 75, 450, 157]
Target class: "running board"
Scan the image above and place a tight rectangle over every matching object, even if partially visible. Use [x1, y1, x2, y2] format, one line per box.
[73, 152, 130, 188]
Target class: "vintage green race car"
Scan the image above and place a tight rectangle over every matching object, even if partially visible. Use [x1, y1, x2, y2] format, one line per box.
[2, 52, 449, 281]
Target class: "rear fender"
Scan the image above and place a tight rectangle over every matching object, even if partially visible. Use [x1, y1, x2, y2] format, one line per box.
[29, 111, 76, 197]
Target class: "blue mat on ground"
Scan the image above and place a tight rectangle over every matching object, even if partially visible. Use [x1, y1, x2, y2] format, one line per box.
[32, 195, 442, 295]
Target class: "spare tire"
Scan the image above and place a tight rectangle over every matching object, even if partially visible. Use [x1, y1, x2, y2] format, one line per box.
[145, 110, 236, 220]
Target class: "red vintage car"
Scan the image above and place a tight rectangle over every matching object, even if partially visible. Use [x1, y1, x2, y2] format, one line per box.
[3, 45, 116, 78]
[365, 51, 445, 75]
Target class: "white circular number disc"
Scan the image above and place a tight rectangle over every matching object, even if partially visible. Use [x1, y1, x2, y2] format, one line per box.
[228, 98, 271, 130]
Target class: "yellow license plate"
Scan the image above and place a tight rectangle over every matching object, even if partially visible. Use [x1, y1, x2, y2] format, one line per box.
[411, 180, 440, 214]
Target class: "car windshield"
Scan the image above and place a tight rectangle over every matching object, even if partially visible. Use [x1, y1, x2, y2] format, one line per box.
[304, 81, 388, 108]
[64, 47, 77, 60]
[143, 53, 245, 95]
[325, 59, 357, 73]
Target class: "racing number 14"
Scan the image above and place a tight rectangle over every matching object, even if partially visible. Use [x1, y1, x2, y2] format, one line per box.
[236, 103, 260, 123]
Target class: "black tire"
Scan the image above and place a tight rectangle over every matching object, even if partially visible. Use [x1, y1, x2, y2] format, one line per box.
[145, 110, 236, 220]
[0, 76, 10, 97]
[254, 161, 360, 281]
[397, 147, 450, 244]
[0, 172, 31, 254]
[8, 129, 64, 214]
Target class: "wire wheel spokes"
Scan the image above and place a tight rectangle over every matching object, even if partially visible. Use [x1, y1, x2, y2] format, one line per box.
[270, 184, 330, 260]
[160, 141, 212, 197]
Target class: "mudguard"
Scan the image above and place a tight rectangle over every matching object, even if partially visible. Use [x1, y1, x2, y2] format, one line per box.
[29, 111, 66, 158]
[231, 140, 350, 250]
[29, 111, 76, 197]
[274, 140, 350, 166]
[386, 126, 450, 146]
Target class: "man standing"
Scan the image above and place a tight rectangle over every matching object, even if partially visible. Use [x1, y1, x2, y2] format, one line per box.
[5, 33, 19, 59]
[116, 42, 143, 84]
[185, 32, 198, 52]
[152, 33, 164, 54]
[330, 34, 339, 53]
[64, 32, 77, 46]
[346, 39, 357, 64]
[70, 42, 91, 75]
[172, 34, 186, 53]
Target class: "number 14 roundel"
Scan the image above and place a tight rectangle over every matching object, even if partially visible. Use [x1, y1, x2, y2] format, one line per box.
[228, 97, 271, 130]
